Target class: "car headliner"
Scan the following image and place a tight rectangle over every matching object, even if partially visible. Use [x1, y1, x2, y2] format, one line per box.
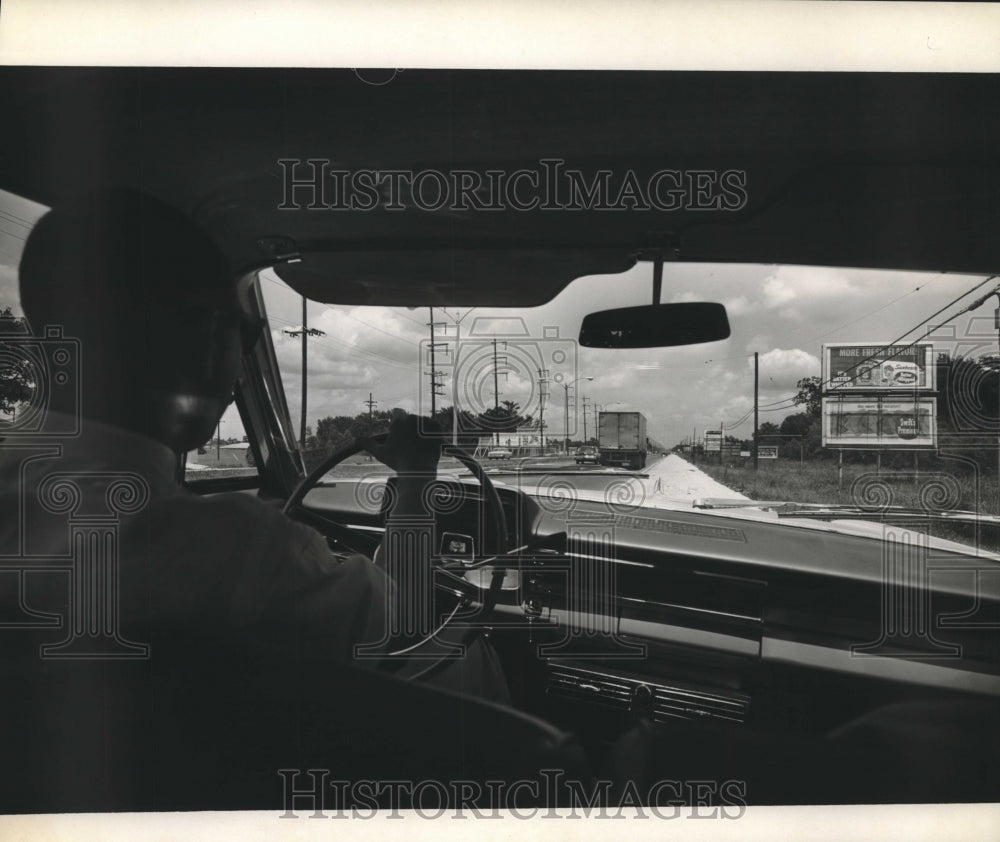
[0, 68, 997, 306]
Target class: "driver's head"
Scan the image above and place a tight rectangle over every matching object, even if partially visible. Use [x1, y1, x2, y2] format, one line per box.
[19, 189, 243, 453]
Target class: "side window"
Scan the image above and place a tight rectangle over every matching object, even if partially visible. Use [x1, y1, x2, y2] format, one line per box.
[1, 189, 49, 429]
[183, 271, 301, 492]
[183, 413, 259, 484]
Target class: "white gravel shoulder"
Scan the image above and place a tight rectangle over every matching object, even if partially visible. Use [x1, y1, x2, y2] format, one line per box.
[642, 454, 748, 505]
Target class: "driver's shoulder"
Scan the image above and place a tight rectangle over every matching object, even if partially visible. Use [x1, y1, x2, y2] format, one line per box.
[167, 488, 300, 530]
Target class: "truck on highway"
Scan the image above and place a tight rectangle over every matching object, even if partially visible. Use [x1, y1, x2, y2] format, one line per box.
[597, 411, 648, 469]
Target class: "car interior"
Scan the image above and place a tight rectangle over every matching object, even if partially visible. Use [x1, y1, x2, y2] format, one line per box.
[0, 68, 999, 811]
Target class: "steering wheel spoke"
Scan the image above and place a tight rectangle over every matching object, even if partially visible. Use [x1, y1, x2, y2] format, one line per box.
[282, 431, 512, 677]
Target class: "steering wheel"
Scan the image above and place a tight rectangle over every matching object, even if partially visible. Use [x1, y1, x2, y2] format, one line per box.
[282, 433, 513, 674]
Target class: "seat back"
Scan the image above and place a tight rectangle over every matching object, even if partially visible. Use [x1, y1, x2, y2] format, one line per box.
[2, 631, 589, 813]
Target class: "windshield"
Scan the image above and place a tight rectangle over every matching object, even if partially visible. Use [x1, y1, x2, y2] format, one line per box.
[257, 263, 1000, 555]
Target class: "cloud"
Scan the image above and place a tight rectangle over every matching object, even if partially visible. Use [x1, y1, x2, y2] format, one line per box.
[669, 290, 699, 304]
[753, 348, 820, 388]
[721, 295, 755, 317]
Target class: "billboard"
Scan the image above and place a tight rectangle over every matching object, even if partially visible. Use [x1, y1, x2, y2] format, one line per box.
[704, 430, 722, 452]
[823, 343, 935, 392]
[822, 396, 937, 448]
[757, 446, 779, 459]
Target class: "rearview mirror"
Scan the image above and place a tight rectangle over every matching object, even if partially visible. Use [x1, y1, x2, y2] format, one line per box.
[578, 302, 730, 348]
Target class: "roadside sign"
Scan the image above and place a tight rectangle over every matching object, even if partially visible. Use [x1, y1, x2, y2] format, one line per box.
[704, 430, 722, 452]
[757, 446, 778, 459]
[822, 396, 937, 448]
[823, 342, 935, 392]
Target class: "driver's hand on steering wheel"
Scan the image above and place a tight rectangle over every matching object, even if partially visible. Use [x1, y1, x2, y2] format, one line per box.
[363, 413, 442, 476]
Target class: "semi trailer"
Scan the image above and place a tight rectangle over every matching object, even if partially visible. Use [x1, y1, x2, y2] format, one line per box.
[597, 411, 648, 469]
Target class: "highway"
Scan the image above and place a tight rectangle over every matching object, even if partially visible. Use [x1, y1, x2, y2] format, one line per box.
[481, 453, 747, 510]
[187, 449, 748, 511]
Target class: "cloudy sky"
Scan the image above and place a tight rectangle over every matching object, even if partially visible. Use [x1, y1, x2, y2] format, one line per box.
[258, 263, 993, 449]
[1, 187, 993, 449]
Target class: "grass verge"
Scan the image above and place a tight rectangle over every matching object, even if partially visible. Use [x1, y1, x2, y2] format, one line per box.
[693, 456, 1000, 554]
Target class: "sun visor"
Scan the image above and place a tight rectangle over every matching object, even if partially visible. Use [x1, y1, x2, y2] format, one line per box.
[272, 248, 637, 306]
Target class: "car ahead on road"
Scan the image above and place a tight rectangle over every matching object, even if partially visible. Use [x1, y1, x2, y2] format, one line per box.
[1, 68, 998, 812]
[574, 446, 599, 464]
[486, 447, 512, 460]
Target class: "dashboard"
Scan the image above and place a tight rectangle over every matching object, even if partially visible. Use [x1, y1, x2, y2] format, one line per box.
[299, 475, 1000, 745]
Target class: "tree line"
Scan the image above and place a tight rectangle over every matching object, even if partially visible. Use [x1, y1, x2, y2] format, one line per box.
[306, 400, 533, 454]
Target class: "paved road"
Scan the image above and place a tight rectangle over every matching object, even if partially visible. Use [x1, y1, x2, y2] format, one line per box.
[193, 450, 748, 512]
[481, 453, 747, 511]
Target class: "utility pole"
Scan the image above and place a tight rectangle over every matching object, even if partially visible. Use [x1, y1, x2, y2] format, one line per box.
[301, 296, 307, 446]
[438, 308, 477, 445]
[582, 395, 591, 444]
[537, 367, 549, 454]
[491, 339, 507, 445]
[564, 384, 572, 454]
[363, 392, 378, 462]
[283, 296, 325, 448]
[559, 376, 594, 453]
[753, 351, 760, 472]
[364, 392, 378, 433]
[426, 308, 446, 418]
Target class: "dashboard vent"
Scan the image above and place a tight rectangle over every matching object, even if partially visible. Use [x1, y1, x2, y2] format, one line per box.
[547, 666, 632, 711]
[652, 685, 748, 724]
[546, 664, 748, 724]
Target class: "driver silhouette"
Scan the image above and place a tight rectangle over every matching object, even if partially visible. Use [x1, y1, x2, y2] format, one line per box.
[3, 189, 508, 701]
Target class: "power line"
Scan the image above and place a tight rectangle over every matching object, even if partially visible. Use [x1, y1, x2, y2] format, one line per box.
[261, 275, 421, 349]
[267, 312, 415, 371]
[781, 277, 938, 348]
[820, 275, 998, 395]
[754, 275, 1000, 413]
[721, 406, 754, 429]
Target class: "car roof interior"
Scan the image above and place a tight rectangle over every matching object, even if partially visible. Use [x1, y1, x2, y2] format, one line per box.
[1, 69, 997, 305]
